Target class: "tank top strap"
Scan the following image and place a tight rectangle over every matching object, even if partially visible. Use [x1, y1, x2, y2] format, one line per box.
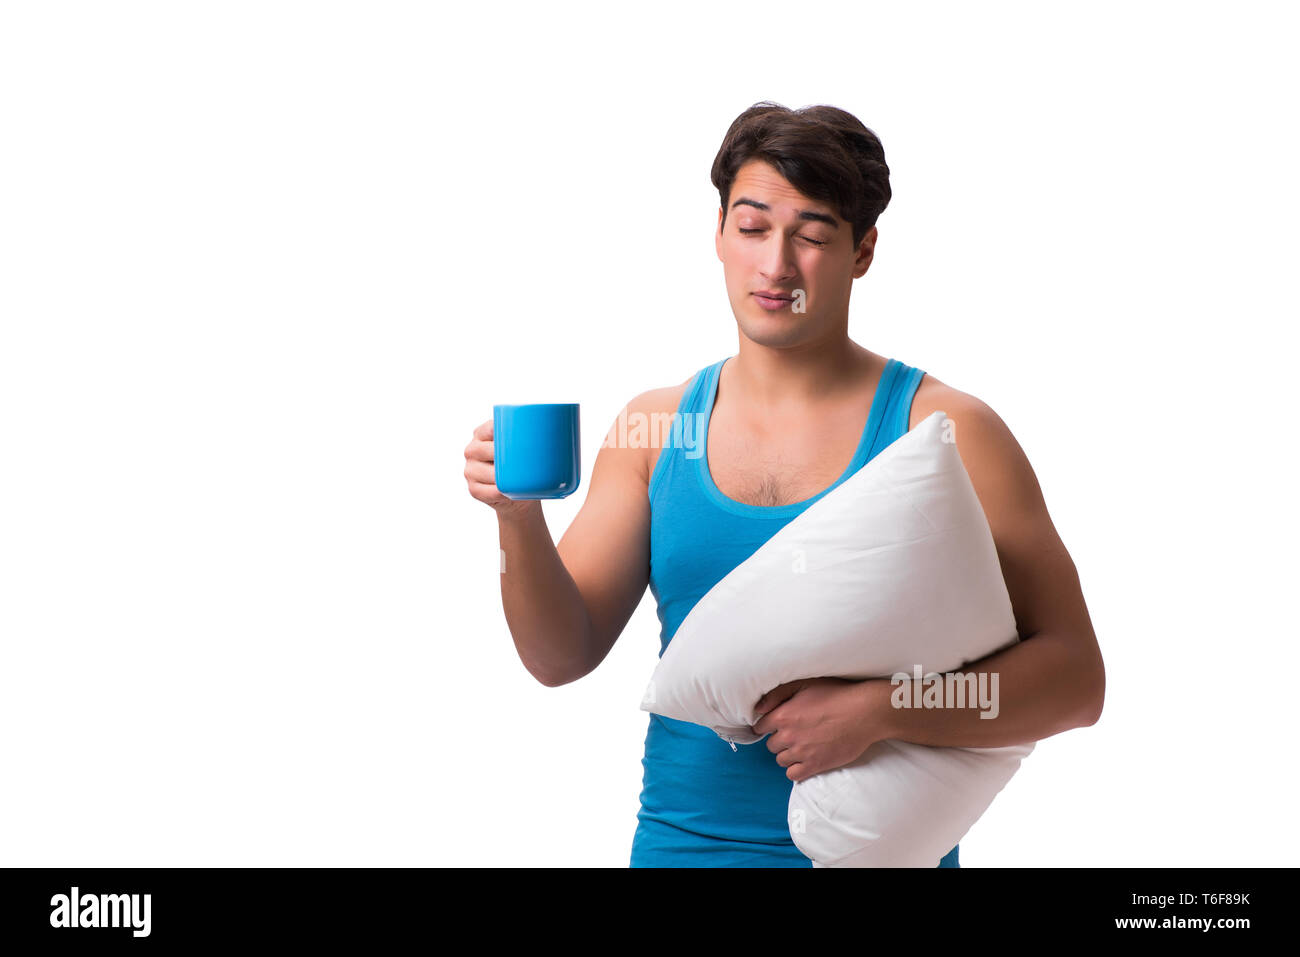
[685, 358, 725, 414]
[648, 358, 726, 503]
[649, 356, 923, 502]
[867, 360, 927, 458]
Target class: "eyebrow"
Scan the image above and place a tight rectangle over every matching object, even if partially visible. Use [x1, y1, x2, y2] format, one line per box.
[730, 197, 840, 229]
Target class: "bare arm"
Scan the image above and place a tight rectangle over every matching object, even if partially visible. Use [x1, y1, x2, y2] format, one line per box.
[494, 502, 599, 688]
[751, 392, 1105, 781]
[872, 395, 1105, 745]
[465, 398, 654, 687]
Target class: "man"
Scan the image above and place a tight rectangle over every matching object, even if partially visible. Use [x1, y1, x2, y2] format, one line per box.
[464, 102, 1105, 867]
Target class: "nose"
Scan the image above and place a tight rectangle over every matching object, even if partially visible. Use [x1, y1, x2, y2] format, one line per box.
[758, 233, 798, 283]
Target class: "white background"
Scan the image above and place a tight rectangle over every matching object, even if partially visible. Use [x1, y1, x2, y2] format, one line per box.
[2, 1, 1296, 867]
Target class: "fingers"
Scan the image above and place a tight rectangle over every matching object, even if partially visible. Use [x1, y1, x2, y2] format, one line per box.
[464, 420, 495, 463]
[465, 419, 505, 508]
[764, 728, 787, 754]
[464, 437, 494, 463]
[466, 478, 501, 501]
[754, 680, 801, 716]
[463, 457, 496, 485]
[775, 744, 814, 782]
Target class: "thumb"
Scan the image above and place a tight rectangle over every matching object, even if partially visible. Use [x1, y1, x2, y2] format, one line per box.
[754, 679, 806, 715]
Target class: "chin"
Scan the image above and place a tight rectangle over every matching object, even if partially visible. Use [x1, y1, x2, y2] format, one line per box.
[736, 318, 811, 348]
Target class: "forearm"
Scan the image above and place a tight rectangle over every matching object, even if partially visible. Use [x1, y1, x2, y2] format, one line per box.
[497, 503, 597, 687]
[866, 629, 1104, 749]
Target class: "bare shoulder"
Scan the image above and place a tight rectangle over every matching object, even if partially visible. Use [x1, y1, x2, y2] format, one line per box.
[602, 375, 694, 483]
[906, 371, 1104, 725]
[909, 368, 1069, 613]
[909, 371, 989, 432]
[908, 371, 1033, 503]
[630, 376, 693, 417]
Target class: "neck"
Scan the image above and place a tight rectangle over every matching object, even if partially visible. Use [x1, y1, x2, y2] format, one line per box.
[729, 336, 875, 413]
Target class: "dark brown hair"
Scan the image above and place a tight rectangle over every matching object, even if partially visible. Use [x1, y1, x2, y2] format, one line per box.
[711, 101, 891, 249]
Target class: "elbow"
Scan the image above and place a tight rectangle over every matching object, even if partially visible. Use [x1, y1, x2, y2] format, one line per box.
[1076, 656, 1106, 728]
[530, 666, 576, 688]
[525, 622, 605, 688]
[535, 672, 580, 689]
[529, 657, 595, 689]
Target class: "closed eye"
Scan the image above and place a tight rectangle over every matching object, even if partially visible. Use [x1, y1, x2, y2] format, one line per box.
[737, 227, 826, 246]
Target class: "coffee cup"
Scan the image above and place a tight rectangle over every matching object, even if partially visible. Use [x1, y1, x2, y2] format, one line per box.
[492, 403, 581, 500]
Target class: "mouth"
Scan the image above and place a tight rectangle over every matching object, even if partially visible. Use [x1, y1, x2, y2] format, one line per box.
[753, 291, 795, 310]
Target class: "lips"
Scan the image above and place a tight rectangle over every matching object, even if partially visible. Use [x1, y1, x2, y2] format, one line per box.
[753, 290, 796, 312]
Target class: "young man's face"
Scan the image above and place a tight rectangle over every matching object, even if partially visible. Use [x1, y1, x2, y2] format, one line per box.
[715, 158, 876, 349]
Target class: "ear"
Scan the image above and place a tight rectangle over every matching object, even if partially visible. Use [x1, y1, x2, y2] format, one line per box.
[715, 207, 725, 263]
[853, 225, 878, 278]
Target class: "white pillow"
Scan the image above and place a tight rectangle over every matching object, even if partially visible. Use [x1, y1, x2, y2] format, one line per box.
[640, 411, 1035, 867]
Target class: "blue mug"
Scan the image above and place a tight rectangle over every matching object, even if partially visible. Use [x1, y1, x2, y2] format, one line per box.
[493, 403, 581, 500]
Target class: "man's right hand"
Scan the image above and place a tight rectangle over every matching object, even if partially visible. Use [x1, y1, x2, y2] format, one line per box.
[463, 418, 540, 520]
[467, 388, 667, 686]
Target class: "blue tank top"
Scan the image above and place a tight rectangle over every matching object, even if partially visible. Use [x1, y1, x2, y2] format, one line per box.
[630, 354, 960, 868]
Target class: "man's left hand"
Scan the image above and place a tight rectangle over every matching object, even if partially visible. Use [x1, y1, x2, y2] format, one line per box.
[750, 676, 887, 783]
